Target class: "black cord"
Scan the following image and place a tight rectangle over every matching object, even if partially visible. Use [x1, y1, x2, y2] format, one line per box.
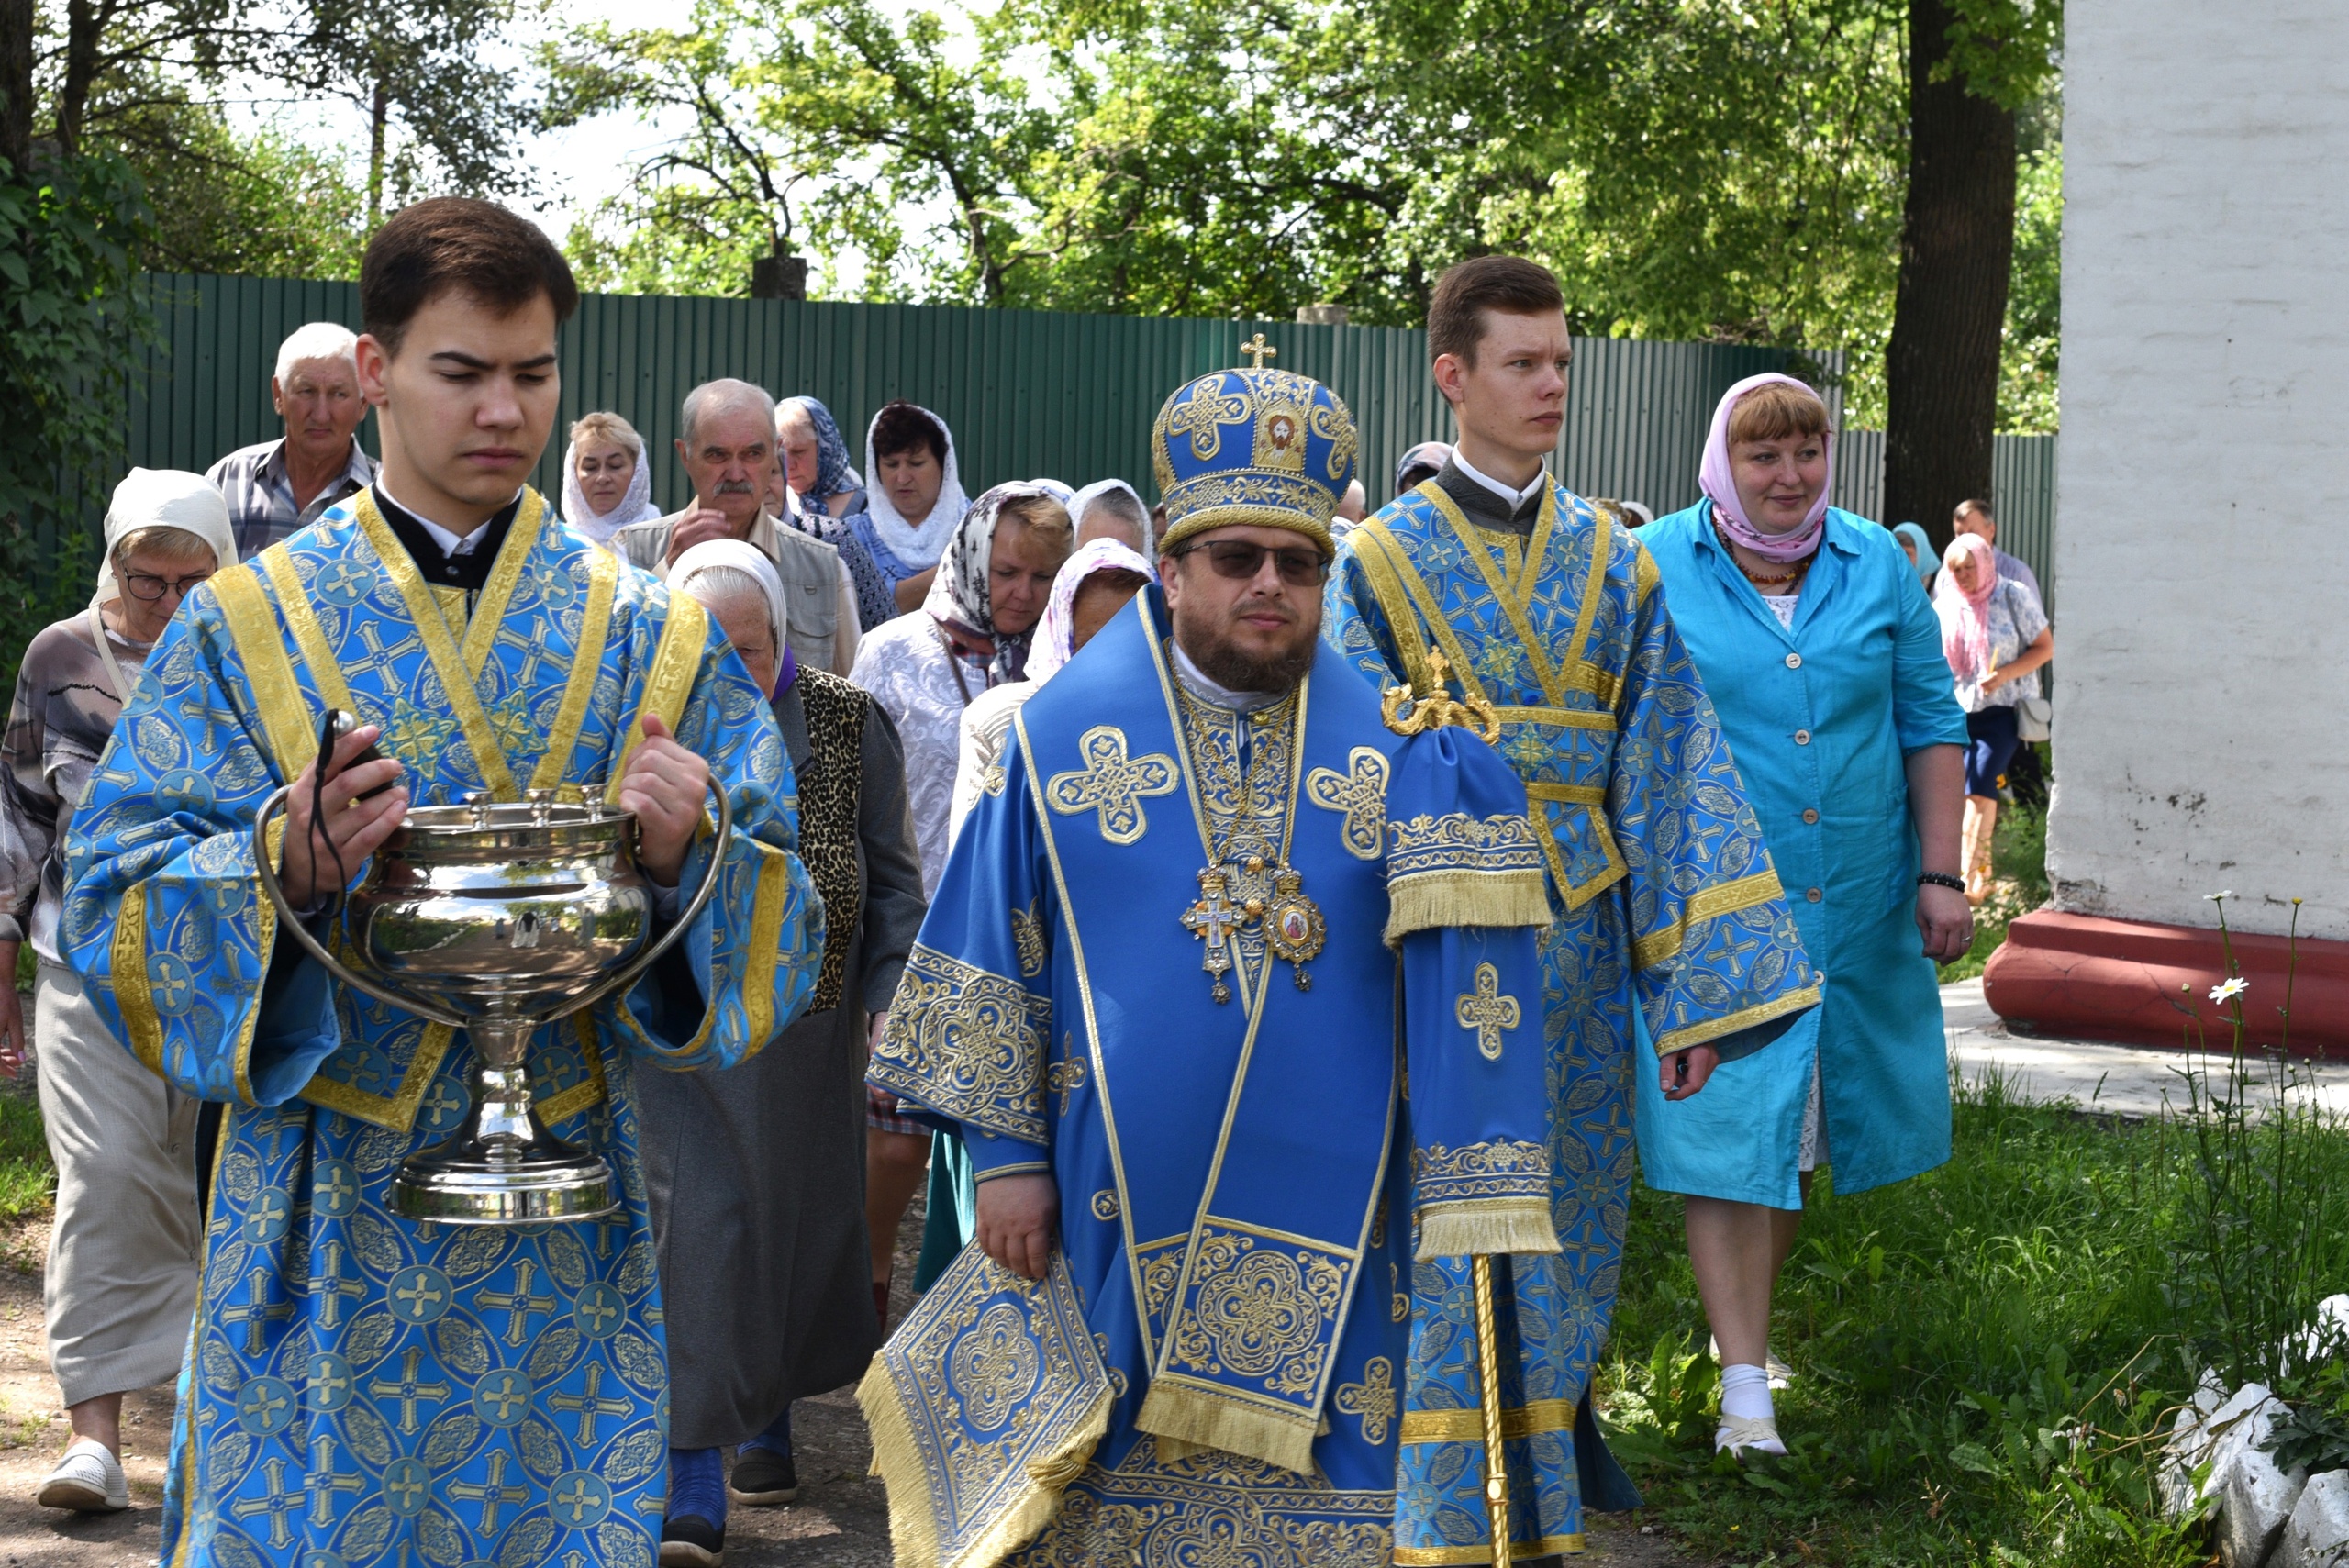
[312, 708, 353, 906]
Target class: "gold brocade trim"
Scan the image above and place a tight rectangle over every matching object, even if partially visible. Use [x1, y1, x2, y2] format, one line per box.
[209, 564, 319, 777]
[1352, 522, 1486, 711]
[1393, 1533, 1587, 1564]
[1384, 869, 1551, 947]
[742, 840, 796, 1051]
[231, 820, 283, 1108]
[1491, 705, 1613, 733]
[1304, 747, 1387, 861]
[1631, 533, 1662, 612]
[874, 945, 1050, 1142]
[457, 489, 546, 678]
[256, 546, 358, 717]
[537, 1013, 610, 1127]
[111, 884, 164, 1076]
[1523, 783, 1626, 912]
[529, 539, 618, 792]
[349, 489, 518, 799]
[1653, 984, 1822, 1058]
[1414, 483, 1568, 704]
[297, 1022, 457, 1130]
[1630, 869, 1787, 972]
[1042, 726, 1179, 846]
[1345, 522, 1437, 695]
[1415, 1199, 1557, 1262]
[605, 590, 708, 806]
[1398, 1396, 1578, 1446]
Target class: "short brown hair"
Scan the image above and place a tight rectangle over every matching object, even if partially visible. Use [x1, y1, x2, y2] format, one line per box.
[1726, 383, 1831, 445]
[871, 401, 948, 465]
[115, 527, 219, 566]
[1954, 497, 1993, 524]
[569, 410, 643, 461]
[1428, 256, 1565, 370]
[361, 197, 579, 355]
[995, 494, 1073, 556]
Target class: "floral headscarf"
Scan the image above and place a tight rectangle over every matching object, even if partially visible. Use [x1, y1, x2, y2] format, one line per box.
[1025, 538, 1152, 684]
[782, 395, 863, 503]
[921, 481, 1066, 684]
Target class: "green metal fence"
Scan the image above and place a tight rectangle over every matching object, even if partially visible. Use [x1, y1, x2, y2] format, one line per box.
[1832, 428, 2059, 612]
[126, 273, 1802, 526]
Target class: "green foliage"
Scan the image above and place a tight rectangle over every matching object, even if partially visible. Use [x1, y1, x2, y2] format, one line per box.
[0, 1088, 54, 1224]
[0, 151, 153, 689]
[1998, 148, 2062, 434]
[1603, 1078, 2271, 1565]
[1940, 798, 2047, 984]
[114, 104, 370, 279]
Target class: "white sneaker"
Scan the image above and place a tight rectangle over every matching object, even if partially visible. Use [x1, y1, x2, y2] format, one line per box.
[1714, 1414, 1789, 1458]
[38, 1438, 128, 1511]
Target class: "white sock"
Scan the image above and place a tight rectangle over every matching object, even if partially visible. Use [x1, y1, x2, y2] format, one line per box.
[1720, 1362, 1775, 1422]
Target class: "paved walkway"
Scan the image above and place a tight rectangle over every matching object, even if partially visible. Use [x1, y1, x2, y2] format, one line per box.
[1942, 977, 2349, 1118]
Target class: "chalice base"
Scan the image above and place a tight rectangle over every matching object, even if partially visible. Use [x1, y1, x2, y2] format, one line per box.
[392, 1140, 618, 1225]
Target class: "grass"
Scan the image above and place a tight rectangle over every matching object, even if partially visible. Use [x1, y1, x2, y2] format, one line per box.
[1, 968, 51, 1225]
[1598, 1062, 2349, 1566]
[1939, 801, 2049, 984]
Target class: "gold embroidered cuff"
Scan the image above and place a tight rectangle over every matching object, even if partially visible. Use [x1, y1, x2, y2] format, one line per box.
[1652, 984, 1822, 1058]
[1414, 1198, 1559, 1262]
[872, 944, 1051, 1141]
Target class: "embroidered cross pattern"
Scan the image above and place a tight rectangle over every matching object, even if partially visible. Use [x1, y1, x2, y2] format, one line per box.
[1334, 1356, 1397, 1443]
[1307, 747, 1387, 861]
[308, 1433, 364, 1527]
[1456, 962, 1520, 1060]
[307, 1240, 365, 1329]
[221, 1267, 294, 1356]
[1045, 726, 1178, 846]
[1166, 379, 1252, 462]
[369, 1346, 451, 1435]
[480, 1259, 559, 1346]
[1047, 1056, 1087, 1115]
[451, 1449, 530, 1533]
[229, 1455, 303, 1549]
[551, 1361, 631, 1444]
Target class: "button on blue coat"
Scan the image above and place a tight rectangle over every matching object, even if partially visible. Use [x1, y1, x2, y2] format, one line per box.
[1632, 503, 1968, 1205]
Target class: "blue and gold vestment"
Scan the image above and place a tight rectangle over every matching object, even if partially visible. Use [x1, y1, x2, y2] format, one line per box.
[863, 583, 1562, 1568]
[1326, 478, 1822, 1559]
[61, 489, 822, 1568]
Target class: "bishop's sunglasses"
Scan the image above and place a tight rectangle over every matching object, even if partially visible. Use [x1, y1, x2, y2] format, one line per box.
[1171, 539, 1330, 587]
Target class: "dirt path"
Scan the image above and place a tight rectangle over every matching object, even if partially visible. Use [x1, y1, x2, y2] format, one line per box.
[0, 1205, 1695, 1567]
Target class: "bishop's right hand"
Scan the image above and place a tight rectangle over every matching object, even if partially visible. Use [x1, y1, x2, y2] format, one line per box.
[975, 1172, 1059, 1282]
[278, 723, 408, 908]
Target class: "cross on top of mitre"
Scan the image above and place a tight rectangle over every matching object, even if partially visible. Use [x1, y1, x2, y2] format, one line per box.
[1240, 332, 1277, 371]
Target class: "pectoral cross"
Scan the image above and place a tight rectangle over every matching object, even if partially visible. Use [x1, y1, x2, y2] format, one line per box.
[1240, 332, 1277, 371]
[1181, 870, 1242, 1004]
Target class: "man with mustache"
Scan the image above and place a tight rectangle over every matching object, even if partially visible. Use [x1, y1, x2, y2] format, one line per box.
[863, 357, 1572, 1566]
[615, 377, 863, 676]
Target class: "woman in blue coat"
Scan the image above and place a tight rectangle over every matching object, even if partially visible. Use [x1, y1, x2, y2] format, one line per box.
[1638, 374, 1973, 1457]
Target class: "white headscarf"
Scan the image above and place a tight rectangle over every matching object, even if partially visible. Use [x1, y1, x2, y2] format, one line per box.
[89, 468, 235, 700]
[1025, 538, 1152, 684]
[863, 404, 968, 571]
[1069, 478, 1155, 563]
[561, 430, 662, 544]
[95, 468, 234, 606]
[670, 539, 788, 674]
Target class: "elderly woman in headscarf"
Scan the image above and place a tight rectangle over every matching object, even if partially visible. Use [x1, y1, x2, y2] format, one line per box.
[1638, 375, 1972, 1459]
[561, 410, 664, 547]
[776, 395, 865, 523]
[827, 401, 971, 629]
[846, 480, 1070, 1319]
[2, 470, 232, 1514]
[1067, 478, 1155, 561]
[949, 537, 1152, 844]
[1936, 532, 2053, 904]
[641, 539, 926, 1567]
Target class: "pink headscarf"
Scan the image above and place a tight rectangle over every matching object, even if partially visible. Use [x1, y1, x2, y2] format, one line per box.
[1025, 539, 1152, 683]
[1934, 533, 1998, 680]
[1698, 373, 1835, 563]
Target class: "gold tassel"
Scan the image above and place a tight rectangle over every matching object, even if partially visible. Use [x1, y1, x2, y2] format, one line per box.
[1136, 1382, 1319, 1475]
[1384, 869, 1551, 947]
[858, 1350, 1112, 1568]
[1416, 1199, 1560, 1262]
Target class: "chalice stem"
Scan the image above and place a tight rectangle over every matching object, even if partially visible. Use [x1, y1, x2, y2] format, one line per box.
[469, 1019, 542, 1154]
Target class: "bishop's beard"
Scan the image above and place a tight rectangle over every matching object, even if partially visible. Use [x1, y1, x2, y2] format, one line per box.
[1174, 604, 1319, 694]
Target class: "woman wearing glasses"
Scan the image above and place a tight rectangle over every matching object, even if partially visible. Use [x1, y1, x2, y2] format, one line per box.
[0, 470, 232, 1514]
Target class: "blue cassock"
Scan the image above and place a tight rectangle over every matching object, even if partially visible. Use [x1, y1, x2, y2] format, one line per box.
[1326, 478, 1825, 1558]
[863, 584, 1565, 1568]
[61, 489, 822, 1568]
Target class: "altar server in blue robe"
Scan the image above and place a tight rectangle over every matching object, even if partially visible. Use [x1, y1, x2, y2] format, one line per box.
[1324, 255, 1824, 1555]
[862, 357, 1567, 1568]
[61, 198, 822, 1568]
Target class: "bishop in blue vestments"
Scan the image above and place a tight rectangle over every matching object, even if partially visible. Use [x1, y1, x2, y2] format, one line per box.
[863, 360, 1568, 1568]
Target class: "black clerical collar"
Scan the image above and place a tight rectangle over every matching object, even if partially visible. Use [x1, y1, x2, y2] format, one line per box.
[1434, 456, 1545, 537]
[371, 489, 521, 592]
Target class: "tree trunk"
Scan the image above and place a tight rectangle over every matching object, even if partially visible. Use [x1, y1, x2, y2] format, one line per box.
[366, 76, 389, 228]
[0, 0, 29, 171]
[55, 0, 99, 154]
[1883, 0, 2017, 556]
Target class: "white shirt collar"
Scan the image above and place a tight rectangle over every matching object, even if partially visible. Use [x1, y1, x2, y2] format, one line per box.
[1171, 639, 1284, 712]
[377, 481, 518, 557]
[1452, 450, 1548, 509]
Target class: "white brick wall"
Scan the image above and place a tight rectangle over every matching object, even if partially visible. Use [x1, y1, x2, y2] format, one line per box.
[2052, 0, 2349, 939]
